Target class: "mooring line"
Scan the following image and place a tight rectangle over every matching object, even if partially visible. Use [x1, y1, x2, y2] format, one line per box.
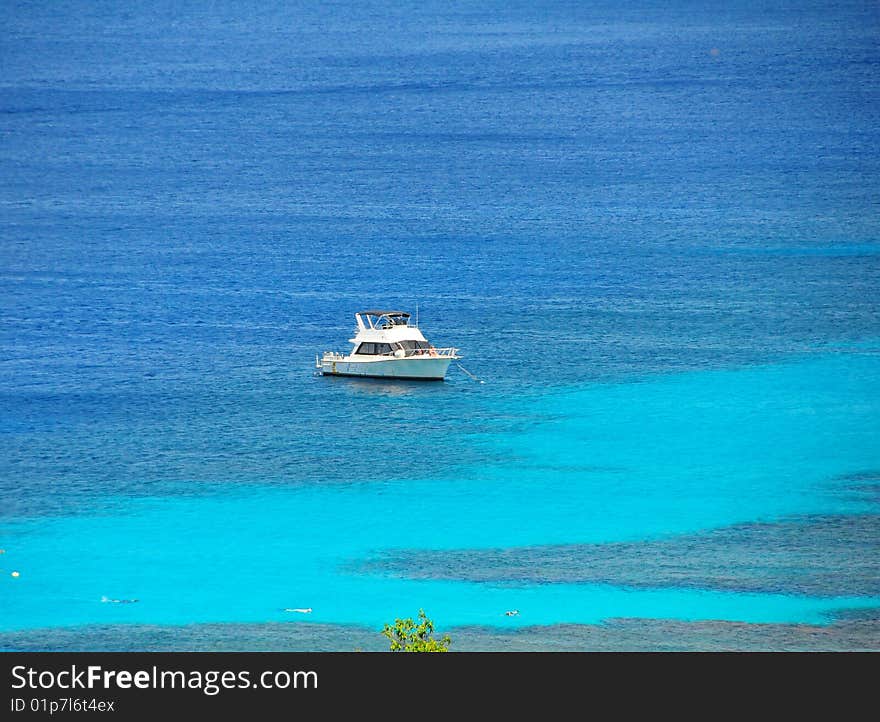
[456, 363, 484, 383]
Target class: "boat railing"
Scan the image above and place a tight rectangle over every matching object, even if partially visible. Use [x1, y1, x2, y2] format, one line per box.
[320, 348, 458, 362]
[320, 351, 346, 362]
[407, 346, 458, 358]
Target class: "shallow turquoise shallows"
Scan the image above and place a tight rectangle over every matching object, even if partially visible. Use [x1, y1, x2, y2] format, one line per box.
[2, 351, 878, 632]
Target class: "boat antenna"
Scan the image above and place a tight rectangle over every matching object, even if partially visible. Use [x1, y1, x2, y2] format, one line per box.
[415, 303, 419, 327]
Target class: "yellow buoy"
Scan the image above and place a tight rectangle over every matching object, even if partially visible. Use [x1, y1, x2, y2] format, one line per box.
[11, 571, 20, 578]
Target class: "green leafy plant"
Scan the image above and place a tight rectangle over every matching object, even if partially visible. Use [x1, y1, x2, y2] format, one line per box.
[381, 609, 452, 652]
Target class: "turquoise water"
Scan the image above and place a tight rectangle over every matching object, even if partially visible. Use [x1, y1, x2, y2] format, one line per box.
[2, 351, 878, 633]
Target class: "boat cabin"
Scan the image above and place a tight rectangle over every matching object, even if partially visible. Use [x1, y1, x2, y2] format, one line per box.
[351, 310, 435, 357]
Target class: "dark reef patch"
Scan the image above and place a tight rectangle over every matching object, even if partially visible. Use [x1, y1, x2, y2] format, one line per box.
[361, 514, 880, 597]
[1, 614, 877, 652]
[836, 470, 880, 504]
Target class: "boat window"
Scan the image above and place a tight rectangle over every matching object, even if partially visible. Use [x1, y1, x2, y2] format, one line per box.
[398, 340, 430, 351]
[355, 342, 394, 355]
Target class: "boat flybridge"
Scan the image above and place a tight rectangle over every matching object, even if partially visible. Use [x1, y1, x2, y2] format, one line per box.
[317, 310, 460, 380]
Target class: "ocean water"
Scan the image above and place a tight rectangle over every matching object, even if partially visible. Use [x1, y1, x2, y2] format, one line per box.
[1, 0, 879, 648]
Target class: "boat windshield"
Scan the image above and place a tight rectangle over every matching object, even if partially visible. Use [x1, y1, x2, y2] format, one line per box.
[377, 315, 409, 328]
[358, 311, 411, 329]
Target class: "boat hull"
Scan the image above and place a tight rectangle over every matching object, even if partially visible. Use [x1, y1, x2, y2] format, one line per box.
[320, 356, 454, 380]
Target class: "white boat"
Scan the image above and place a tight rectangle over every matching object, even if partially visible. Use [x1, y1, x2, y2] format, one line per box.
[317, 310, 459, 380]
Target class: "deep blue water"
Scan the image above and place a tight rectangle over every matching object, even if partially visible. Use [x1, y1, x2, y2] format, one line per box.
[1, 1, 879, 646]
